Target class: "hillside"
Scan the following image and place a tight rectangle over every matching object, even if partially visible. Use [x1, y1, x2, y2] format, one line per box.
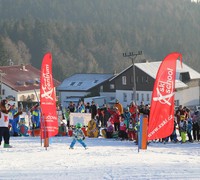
[0, 0, 200, 81]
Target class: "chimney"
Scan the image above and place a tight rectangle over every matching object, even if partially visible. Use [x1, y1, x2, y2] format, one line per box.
[141, 59, 149, 63]
[113, 70, 118, 75]
[9, 59, 14, 66]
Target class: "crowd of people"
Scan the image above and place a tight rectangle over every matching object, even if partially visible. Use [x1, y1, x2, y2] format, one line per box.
[61, 100, 149, 142]
[2, 98, 200, 146]
[62, 100, 200, 144]
[174, 105, 200, 143]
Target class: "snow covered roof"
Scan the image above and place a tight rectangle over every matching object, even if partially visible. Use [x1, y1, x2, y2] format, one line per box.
[57, 73, 114, 91]
[135, 61, 200, 80]
[135, 61, 200, 89]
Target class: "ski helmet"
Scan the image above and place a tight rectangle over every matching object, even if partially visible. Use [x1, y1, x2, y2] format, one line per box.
[76, 122, 82, 128]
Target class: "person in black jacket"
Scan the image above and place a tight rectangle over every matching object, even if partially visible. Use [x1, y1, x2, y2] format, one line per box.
[90, 101, 97, 119]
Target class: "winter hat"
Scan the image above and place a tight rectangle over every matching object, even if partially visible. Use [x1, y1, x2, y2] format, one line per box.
[76, 123, 82, 129]
[125, 107, 129, 111]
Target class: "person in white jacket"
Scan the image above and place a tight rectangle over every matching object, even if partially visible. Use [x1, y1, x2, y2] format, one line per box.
[0, 99, 22, 148]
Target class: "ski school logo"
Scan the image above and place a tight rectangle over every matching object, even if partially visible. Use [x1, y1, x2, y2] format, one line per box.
[153, 68, 175, 106]
[41, 64, 54, 100]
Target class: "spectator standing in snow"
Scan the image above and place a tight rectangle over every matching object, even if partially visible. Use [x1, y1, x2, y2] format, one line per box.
[112, 107, 120, 132]
[175, 105, 186, 135]
[192, 110, 200, 141]
[138, 101, 145, 114]
[170, 119, 179, 143]
[123, 107, 131, 129]
[179, 115, 188, 143]
[11, 105, 21, 136]
[31, 105, 40, 129]
[64, 108, 70, 128]
[85, 102, 91, 113]
[118, 115, 128, 140]
[113, 99, 123, 115]
[102, 104, 111, 127]
[129, 101, 138, 118]
[68, 101, 75, 113]
[76, 101, 85, 113]
[0, 99, 22, 148]
[187, 118, 193, 142]
[127, 117, 137, 141]
[90, 101, 97, 119]
[104, 118, 114, 138]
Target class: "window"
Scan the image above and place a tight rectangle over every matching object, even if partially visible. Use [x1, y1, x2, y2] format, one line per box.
[141, 93, 144, 101]
[175, 100, 179, 106]
[100, 86, 103, 92]
[110, 84, 115, 89]
[131, 93, 134, 101]
[70, 82, 75, 86]
[123, 93, 127, 102]
[77, 82, 83, 86]
[147, 94, 150, 101]
[137, 93, 139, 101]
[122, 76, 127, 85]
[146, 76, 149, 83]
[2, 89, 5, 95]
[30, 94, 35, 100]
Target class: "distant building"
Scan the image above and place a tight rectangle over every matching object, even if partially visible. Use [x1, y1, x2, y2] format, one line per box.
[108, 61, 200, 107]
[57, 73, 114, 108]
[57, 61, 200, 109]
[0, 64, 60, 106]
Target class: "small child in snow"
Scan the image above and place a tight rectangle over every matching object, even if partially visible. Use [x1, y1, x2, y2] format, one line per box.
[118, 115, 128, 140]
[106, 119, 114, 138]
[179, 115, 187, 143]
[69, 123, 87, 149]
[128, 118, 136, 141]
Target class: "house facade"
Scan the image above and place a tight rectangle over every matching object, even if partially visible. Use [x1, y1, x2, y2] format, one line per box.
[101, 63, 155, 107]
[107, 61, 200, 108]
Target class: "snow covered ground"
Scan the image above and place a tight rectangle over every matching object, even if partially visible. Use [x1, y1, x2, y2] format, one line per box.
[0, 136, 200, 180]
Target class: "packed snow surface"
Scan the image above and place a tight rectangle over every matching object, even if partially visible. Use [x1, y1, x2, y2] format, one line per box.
[0, 136, 200, 180]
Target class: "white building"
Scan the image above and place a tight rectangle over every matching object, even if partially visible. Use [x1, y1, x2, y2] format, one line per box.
[0, 64, 60, 107]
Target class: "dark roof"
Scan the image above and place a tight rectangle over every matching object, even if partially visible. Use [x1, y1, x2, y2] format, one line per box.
[0, 64, 60, 91]
[57, 73, 114, 91]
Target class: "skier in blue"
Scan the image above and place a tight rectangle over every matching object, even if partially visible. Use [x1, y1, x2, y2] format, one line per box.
[69, 123, 87, 149]
[31, 105, 40, 128]
[12, 108, 20, 136]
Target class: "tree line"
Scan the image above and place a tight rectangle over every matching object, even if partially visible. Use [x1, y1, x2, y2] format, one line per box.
[0, 0, 200, 81]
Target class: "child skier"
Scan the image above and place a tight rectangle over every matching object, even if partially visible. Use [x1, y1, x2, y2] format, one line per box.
[69, 123, 87, 149]
[127, 118, 136, 141]
[179, 115, 188, 143]
[118, 115, 128, 140]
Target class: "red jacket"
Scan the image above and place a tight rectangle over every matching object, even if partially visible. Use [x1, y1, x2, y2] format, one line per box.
[112, 110, 120, 123]
[120, 121, 126, 131]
